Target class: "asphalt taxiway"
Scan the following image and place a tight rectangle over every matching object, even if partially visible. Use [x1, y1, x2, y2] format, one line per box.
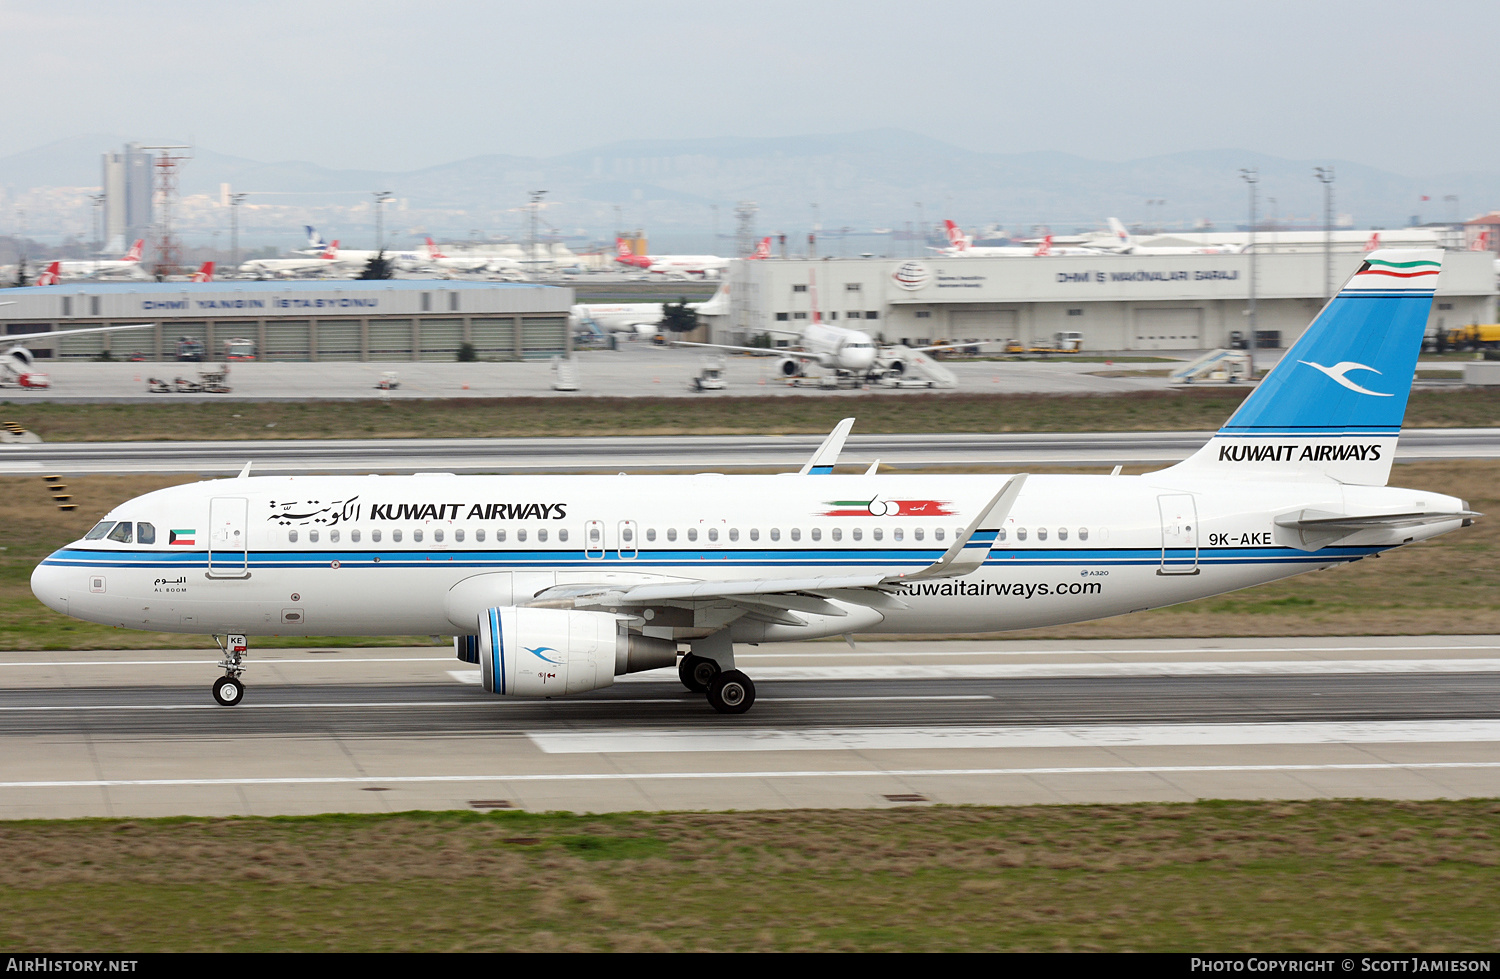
[3, 635, 1496, 819]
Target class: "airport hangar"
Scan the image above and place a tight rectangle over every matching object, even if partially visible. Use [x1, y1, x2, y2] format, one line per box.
[715, 248, 1498, 351]
[0, 280, 573, 362]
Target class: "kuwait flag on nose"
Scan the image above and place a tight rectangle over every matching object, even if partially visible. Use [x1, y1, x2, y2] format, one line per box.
[169, 529, 196, 546]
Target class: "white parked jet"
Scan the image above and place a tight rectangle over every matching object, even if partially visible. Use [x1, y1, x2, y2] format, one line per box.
[1103, 218, 1243, 255]
[32, 250, 1475, 714]
[570, 281, 731, 338]
[49, 240, 149, 279]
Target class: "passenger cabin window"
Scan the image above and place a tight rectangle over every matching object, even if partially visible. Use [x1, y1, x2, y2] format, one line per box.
[496, 530, 506, 542]
[935, 529, 945, 542]
[517, 529, 527, 542]
[770, 528, 780, 542]
[371, 529, 381, 542]
[107, 522, 133, 543]
[309, 529, 320, 543]
[914, 528, 923, 541]
[832, 528, 842, 542]
[1017, 528, 1028, 541]
[1037, 528, 1047, 541]
[474, 529, 483, 542]
[647, 528, 657, 542]
[136, 522, 156, 545]
[688, 528, 698, 542]
[750, 528, 759, 541]
[893, 528, 903, 542]
[1058, 528, 1068, 541]
[392, 530, 402, 543]
[558, 529, 568, 542]
[667, 528, 677, 542]
[997, 529, 1006, 542]
[852, 528, 862, 542]
[85, 522, 115, 540]
[538, 529, 548, 543]
[434, 529, 444, 542]
[707, 528, 717, 542]
[330, 529, 340, 543]
[1078, 528, 1089, 541]
[873, 528, 882, 541]
[352, 529, 361, 542]
[790, 528, 801, 541]
[811, 528, 822, 542]
[454, 529, 464, 542]
[413, 529, 423, 542]
[288, 530, 298, 543]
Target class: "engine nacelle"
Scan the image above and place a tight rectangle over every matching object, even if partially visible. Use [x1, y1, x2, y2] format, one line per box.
[4, 347, 35, 373]
[472, 606, 678, 697]
[777, 356, 802, 377]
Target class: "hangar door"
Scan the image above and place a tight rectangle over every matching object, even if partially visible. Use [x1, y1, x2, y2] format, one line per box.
[949, 309, 1019, 344]
[1133, 308, 1202, 350]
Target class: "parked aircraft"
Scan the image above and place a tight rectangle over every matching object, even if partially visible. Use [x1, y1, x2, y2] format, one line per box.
[31, 251, 1473, 714]
[47, 240, 149, 279]
[570, 281, 731, 337]
[3, 321, 155, 386]
[190, 262, 215, 283]
[239, 243, 345, 278]
[614, 237, 769, 277]
[1104, 218, 1242, 255]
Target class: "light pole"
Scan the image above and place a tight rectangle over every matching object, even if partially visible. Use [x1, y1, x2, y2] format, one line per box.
[1314, 167, 1335, 303]
[89, 194, 105, 273]
[1240, 168, 1258, 371]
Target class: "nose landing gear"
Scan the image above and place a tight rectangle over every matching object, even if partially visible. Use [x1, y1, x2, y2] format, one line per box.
[211, 634, 248, 706]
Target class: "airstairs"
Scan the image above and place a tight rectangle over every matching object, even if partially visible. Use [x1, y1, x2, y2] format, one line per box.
[1170, 349, 1252, 384]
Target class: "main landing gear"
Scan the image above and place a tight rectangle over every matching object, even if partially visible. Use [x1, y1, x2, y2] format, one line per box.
[678, 652, 756, 715]
[211, 634, 248, 706]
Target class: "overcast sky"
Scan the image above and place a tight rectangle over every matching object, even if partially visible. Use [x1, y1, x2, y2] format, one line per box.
[5, 0, 1497, 175]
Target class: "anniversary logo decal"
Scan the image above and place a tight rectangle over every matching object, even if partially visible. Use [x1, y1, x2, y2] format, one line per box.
[818, 498, 955, 517]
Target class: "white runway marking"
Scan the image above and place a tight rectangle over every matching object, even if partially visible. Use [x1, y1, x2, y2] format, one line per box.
[527, 719, 1500, 754]
[0, 694, 992, 712]
[3, 761, 1499, 791]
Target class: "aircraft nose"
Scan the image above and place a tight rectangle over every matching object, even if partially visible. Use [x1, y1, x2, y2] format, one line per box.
[851, 347, 877, 370]
[30, 558, 70, 616]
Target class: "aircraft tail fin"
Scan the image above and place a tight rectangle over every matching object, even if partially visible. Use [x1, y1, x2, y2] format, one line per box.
[323, 241, 340, 260]
[123, 239, 144, 263]
[750, 236, 771, 260]
[1108, 218, 1132, 250]
[1166, 248, 1441, 486]
[1365, 231, 1381, 252]
[426, 236, 446, 259]
[305, 226, 327, 250]
[190, 261, 214, 282]
[1033, 235, 1053, 257]
[35, 261, 61, 286]
[1471, 230, 1491, 252]
[943, 219, 970, 253]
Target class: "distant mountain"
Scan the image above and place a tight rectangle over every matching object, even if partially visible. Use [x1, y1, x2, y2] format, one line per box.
[1, 130, 1494, 241]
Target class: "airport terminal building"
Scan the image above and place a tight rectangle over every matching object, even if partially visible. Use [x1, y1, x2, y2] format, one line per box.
[0, 281, 573, 362]
[718, 250, 1498, 351]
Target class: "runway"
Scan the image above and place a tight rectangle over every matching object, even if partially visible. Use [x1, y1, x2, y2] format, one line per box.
[3, 636, 1497, 819]
[4, 427, 1499, 475]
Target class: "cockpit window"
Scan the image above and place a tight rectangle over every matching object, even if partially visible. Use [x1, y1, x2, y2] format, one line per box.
[84, 522, 115, 540]
[107, 522, 133, 544]
[136, 522, 156, 545]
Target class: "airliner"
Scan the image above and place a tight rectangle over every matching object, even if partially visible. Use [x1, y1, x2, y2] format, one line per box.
[614, 237, 768, 277]
[570, 280, 732, 337]
[47, 240, 149, 279]
[4, 321, 154, 386]
[31, 250, 1475, 714]
[1103, 218, 1242, 255]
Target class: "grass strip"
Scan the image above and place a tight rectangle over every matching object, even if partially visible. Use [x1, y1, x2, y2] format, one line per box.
[1, 800, 1496, 951]
[4, 388, 1500, 442]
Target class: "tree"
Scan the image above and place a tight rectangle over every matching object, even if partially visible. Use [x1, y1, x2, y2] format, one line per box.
[14, 258, 27, 288]
[456, 341, 477, 362]
[659, 298, 699, 335]
[359, 250, 393, 280]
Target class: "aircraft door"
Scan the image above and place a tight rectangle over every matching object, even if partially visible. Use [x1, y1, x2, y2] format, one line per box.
[1157, 494, 1199, 575]
[585, 520, 605, 560]
[208, 497, 250, 578]
[617, 520, 638, 560]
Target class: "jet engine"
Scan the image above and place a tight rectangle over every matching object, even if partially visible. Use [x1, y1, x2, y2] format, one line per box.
[468, 606, 677, 697]
[3, 346, 35, 375]
[777, 356, 802, 377]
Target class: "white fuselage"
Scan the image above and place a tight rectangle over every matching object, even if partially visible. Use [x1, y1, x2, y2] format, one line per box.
[30, 471, 1465, 642]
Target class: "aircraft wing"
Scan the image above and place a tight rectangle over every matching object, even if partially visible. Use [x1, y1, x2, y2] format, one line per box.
[527, 476, 1028, 615]
[10, 322, 156, 343]
[799, 417, 855, 475]
[672, 339, 810, 359]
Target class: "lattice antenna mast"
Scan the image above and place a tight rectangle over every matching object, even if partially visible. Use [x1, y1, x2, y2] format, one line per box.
[140, 144, 191, 279]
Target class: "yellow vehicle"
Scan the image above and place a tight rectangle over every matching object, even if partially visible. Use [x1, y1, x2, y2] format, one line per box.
[1003, 332, 1083, 355]
[1435, 324, 1500, 350]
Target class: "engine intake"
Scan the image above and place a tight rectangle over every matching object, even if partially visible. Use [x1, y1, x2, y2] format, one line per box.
[473, 607, 678, 697]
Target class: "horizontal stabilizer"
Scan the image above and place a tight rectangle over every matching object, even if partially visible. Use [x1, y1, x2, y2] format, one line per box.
[1273, 507, 1479, 551]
